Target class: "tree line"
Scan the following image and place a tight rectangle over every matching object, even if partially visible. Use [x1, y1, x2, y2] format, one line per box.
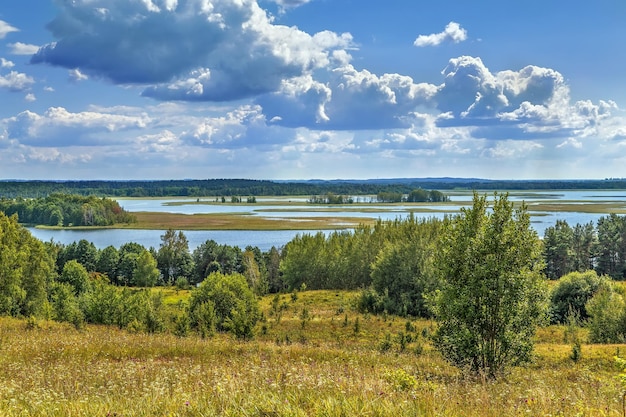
[0, 194, 136, 226]
[3, 178, 626, 198]
[542, 214, 626, 280]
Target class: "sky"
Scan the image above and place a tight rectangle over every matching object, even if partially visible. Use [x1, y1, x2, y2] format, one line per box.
[1, 0, 626, 180]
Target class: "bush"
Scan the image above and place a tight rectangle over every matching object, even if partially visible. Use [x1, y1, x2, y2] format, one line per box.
[549, 270, 607, 324]
[188, 272, 259, 339]
[586, 281, 626, 343]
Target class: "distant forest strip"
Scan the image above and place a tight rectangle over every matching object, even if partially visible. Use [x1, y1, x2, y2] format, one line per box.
[1, 178, 626, 198]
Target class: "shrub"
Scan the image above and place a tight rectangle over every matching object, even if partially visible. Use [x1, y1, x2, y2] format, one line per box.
[549, 270, 607, 324]
[189, 272, 259, 339]
[586, 281, 626, 343]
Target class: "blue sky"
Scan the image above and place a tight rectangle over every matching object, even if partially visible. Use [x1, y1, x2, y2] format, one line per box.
[1, 0, 626, 180]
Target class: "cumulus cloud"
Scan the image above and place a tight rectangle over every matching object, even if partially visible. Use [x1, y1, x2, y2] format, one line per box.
[414, 22, 467, 47]
[8, 42, 40, 55]
[180, 104, 276, 148]
[25, 93, 36, 102]
[1, 58, 14, 68]
[0, 71, 35, 92]
[430, 55, 619, 145]
[5, 107, 151, 146]
[0, 20, 18, 39]
[258, 65, 438, 130]
[32, 0, 353, 102]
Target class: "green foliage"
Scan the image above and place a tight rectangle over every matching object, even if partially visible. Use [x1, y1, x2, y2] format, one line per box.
[596, 214, 626, 279]
[78, 280, 166, 332]
[59, 260, 91, 295]
[0, 213, 55, 317]
[191, 239, 243, 285]
[96, 245, 119, 281]
[369, 231, 439, 317]
[190, 300, 216, 338]
[281, 216, 442, 292]
[586, 281, 626, 343]
[188, 271, 259, 338]
[156, 229, 193, 285]
[308, 193, 354, 204]
[0, 193, 135, 226]
[549, 270, 608, 324]
[433, 192, 548, 379]
[133, 250, 159, 287]
[406, 189, 450, 203]
[49, 282, 84, 327]
[384, 369, 417, 391]
[543, 220, 575, 279]
[242, 249, 267, 296]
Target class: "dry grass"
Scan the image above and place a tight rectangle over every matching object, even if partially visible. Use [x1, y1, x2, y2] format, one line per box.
[118, 211, 376, 230]
[1, 290, 625, 416]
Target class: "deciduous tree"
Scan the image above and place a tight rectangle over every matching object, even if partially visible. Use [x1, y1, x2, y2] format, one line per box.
[433, 192, 547, 379]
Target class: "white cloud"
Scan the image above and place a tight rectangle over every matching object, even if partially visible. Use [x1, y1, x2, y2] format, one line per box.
[5, 107, 151, 146]
[271, 0, 312, 10]
[0, 20, 18, 39]
[69, 69, 89, 82]
[25, 93, 36, 102]
[1, 58, 14, 68]
[8, 42, 40, 55]
[0, 71, 35, 92]
[180, 104, 270, 147]
[258, 65, 438, 130]
[32, 0, 354, 102]
[414, 22, 467, 47]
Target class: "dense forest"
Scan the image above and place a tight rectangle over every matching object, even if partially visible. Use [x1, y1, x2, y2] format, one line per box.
[0, 194, 136, 226]
[1, 177, 626, 198]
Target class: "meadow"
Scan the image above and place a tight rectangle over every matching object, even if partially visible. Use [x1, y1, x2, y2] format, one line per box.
[2, 289, 625, 416]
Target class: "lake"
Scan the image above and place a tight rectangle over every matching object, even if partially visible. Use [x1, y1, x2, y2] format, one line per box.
[26, 190, 626, 251]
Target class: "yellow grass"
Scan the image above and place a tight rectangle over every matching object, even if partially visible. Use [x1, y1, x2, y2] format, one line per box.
[118, 211, 377, 230]
[1, 290, 625, 416]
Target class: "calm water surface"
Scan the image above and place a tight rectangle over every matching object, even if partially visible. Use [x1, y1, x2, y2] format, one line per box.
[27, 191, 626, 250]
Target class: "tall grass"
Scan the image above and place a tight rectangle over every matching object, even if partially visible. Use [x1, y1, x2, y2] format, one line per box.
[0, 290, 624, 416]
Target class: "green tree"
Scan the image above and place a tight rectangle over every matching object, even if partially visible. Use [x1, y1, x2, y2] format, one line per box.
[96, 245, 119, 283]
[157, 229, 193, 285]
[586, 281, 625, 343]
[596, 214, 626, 279]
[433, 192, 547, 379]
[549, 270, 607, 324]
[59, 260, 91, 295]
[188, 271, 259, 339]
[242, 249, 267, 295]
[0, 213, 55, 317]
[370, 237, 438, 317]
[133, 250, 160, 287]
[117, 242, 146, 286]
[543, 220, 574, 279]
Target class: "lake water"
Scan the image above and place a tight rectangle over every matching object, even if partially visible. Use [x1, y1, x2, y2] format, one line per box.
[26, 191, 626, 251]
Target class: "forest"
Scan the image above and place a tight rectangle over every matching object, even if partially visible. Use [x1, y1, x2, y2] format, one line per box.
[2, 177, 626, 198]
[0, 193, 136, 226]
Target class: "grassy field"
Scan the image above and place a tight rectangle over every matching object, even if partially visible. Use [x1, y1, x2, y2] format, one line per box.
[2, 289, 625, 416]
[125, 211, 376, 230]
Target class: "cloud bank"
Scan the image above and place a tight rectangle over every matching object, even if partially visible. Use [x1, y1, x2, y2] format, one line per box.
[31, 0, 353, 101]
